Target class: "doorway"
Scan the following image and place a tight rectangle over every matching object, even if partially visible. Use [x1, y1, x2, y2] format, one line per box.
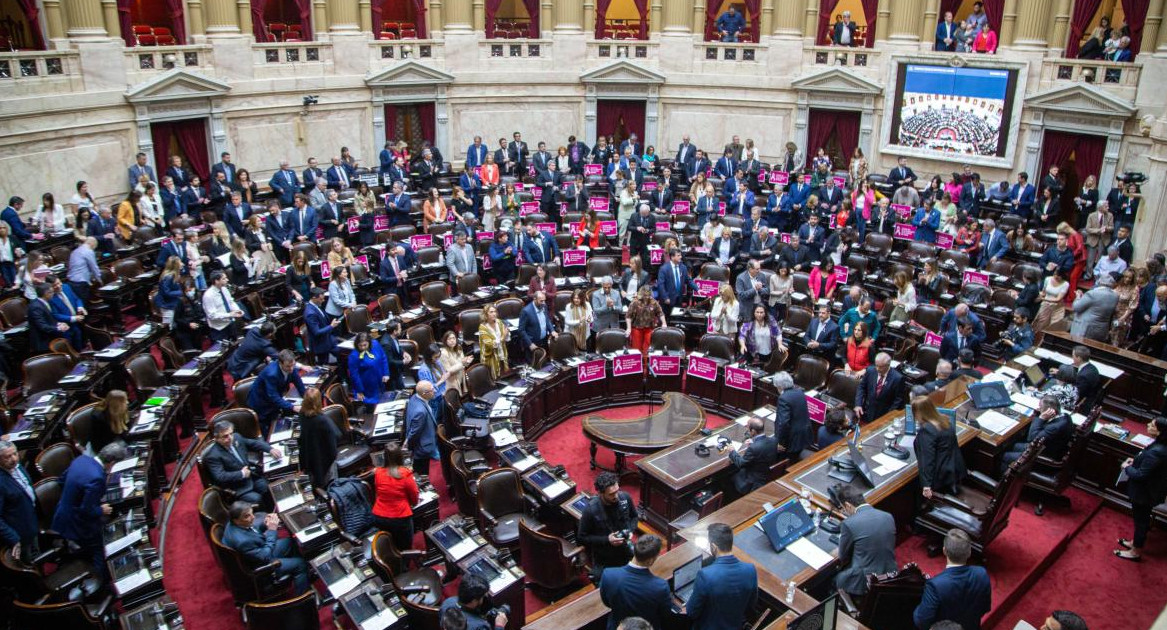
[1039, 130, 1106, 225]
[384, 103, 436, 154]
[596, 100, 646, 148]
[805, 109, 860, 173]
[150, 118, 210, 181]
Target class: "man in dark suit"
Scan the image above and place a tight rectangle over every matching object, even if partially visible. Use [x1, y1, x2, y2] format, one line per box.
[415, 149, 439, 192]
[797, 214, 826, 260]
[288, 194, 318, 243]
[778, 234, 812, 272]
[1112, 224, 1134, 265]
[226, 322, 278, 381]
[211, 151, 237, 186]
[1071, 345, 1101, 407]
[578, 472, 638, 576]
[619, 134, 642, 162]
[52, 442, 127, 576]
[888, 156, 917, 188]
[531, 141, 553, 174]
[0, 439, 39, 561]
[1009, 172, 1037, 221]
[939, 303, 986, 338]
[687, 523, 757, 630]
[657, 249, 695, 312]
[714, 150, 737, 180]
[832, 10, 859, 45]
[536, 161, 563, 220]
[818, 177, 844, 214]
[521, 224, 560, 265]
[303, 288, 340, 366]
[405, 380, 440, 479]
[507, 132, 529, 177]
[221, 501, 309, 592]
[87, 205, 119, 254]
[727, 417, 778, 495]
[464, 136, 488, 169]
[29, 282, 66, 354]
[155, 228, 189, 269]
[48, 275, 86, 352]
[805, 305, 839, 356]
[913, 529, 991, 630]
[774, 371, 812, 461]
[688, 150, 712, 183]
[246, 350, 306, 434]
[675, 136, 697, 183]
[729, 180, 755, 217]
[159, 177, 187, 226]
[855, 353, 905, 423]
[379, 245, 410, 305]
[1001, 395, 1073, 472]
[518, 291, 559, 360]
[301, 156, 324, 192]
[599, 535, 677, 630]
[128, 153, 156, 189]
[748, 226, 778, 261]
[263, 203, 294, 263]
[939, 317, 983, 364]
[649, 170, 675, 213]
[269, 161, 300, 207]
[380, 322, 409, 390]
[567, 135, 590, 175]
[833, 484, 896, 597]
[385, 180, 412, 227]
[204, 419, 282, 510]
[223, 191, 251, 238]
[325, 156, 353, 191]
[959, 173, 986, 216]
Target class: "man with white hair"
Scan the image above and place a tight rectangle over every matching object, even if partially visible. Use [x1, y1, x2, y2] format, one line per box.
[855, 353, 905, 422]
[832, 10, 859, 46]
[1071, 274, 1119, 341]
[270, 159, 300, 207]
[628, 203, 655, 269]
[591, 276, 623, 332]
[1093, 246, 1127, 280]
[774, 371, 812, 461]
[939, 302, 985, 338]
[0, 439, 38, 561]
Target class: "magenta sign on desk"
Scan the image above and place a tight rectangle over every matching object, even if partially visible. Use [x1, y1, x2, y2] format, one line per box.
[672, 200, 691, 214]
[584, 164, 603, 176]
[319, 260, 332, 279]
[833, 175, 847, 188]
[532, 187, 542, 200]
[695, 279, 720, 298]
[757, 171, 768, 184]
[892, 204, 912, 219]
[410, 234, 433, 250]
[535, 222, 556, 234]
[655, 221, 671, 231]
[806, 395, 828, 423]
[718, 201, 727, 216]
[577, 359, 606, 384]
[962, 269, 991, 287]
[589, 197, 610, 211]
[780, 232, 792, 244]
[936, 233, 955, 249]
[649, 354, 682, 376]
[569, 222, 581, 237]
[769, 171, 789, 185]
[520, 202, 539, 216]
[599, 220, 618, 237]
[893, 223, 917, 240]
[476, 231, 494, 242]
[650, 247, 664, 265]
[443, 233, 454, 249]
[924, 331, 943, 347]
[687, 355, 719, 382]
[514, 182, 525, 191]
[562, 249, 587, 267]
[354, 254, 369, 267]
[347, 216, 361, 234]
[834, 267, 849, 284]
[643, 180, 658, 192]
[725, 366, 753, 392]
[373, 215, 389, 232]
[613, 353, 643, 377]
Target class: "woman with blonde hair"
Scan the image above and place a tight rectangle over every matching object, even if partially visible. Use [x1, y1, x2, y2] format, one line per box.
[479, 304, 510, 378]
[480, 153, 500, 188]
[154, 255, 184, 326]
[88, 389, 130, 454]
[326, 238, 356, 270]
[618, 181, 638, 237]
[439, 329, 472, 398]
[889, 270, 917, 323]
[710, 284, 739, 335]
[228, 237, 257, 286]
[562, 288, 594, 350]
[911, 390, 965, 498]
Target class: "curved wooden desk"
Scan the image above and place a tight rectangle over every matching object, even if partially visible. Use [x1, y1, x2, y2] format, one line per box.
[581, 392, 707, 473]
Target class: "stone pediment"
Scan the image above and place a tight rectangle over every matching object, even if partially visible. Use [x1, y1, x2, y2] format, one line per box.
[1025, 84, 1135, 118]
[366, 60, 455, 88]
[125, 69, 231, 104]
[791, 67, 882, 95]
[580, 60, 666, 85]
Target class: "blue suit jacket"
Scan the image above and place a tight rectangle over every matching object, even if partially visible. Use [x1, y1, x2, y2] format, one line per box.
[657, 261, 693, 304]
[1, 206, 31, 244]
[404, 394, 437, 458]
[166, 166, 190, 189]
[247, 361, 306, 420]
[302, 167, 324, 191]
[379, 150, 394, 174]
[912, 208, 941, 243]
[465, 144, 488, 168]
[156, 239, 188, 269]
[269, 169, 301, 207]
[161, 187, 187, 224]
[979, 229, 1008, 264]
[935, 20, 956, 50]
[288, 206, 318, 241]
[1009, 183, 1035, 214]
[805, 317, 840, 353]
[599, 564, 677, 630]
[788, 183, 812, 208]
[203, 434, 274, 495]
[517, 302, 557, 349]
[223, 202, 252, 237]
[50, 285, 85, 322]
[939, 309, 986, 338]
[521, 235, 560, 265]
[714, 157, 737, 179]
[303, 302, 338, 356]
[730, 190, 756, 216]
[222, 521, 280, 567]
[28, 298, 61, 354]
[913, 565, 991, 630]
[386, 192, 412, 224]
[0, 465, 38, 547]
[325, 165, 352, 189]
[51, 455, 106, 545]
[227, 328, 278, 380]
[264, 211, 293, 245]
[687, 556, 758, 630]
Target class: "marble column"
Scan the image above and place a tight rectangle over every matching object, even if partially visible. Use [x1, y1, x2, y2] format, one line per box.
[650, 0, 663, 35]
[359, 0, 373, 32]
[1050, 0, 1072, 53]
[772, 0, 801, 37]
[999, 0, 1018, 47]
[446, 0, 473, 31]
[313, 0, 328, 38]
[238, 0, 254, 38]
[692, 0, 706, 39]
[803, 0, 818, 41]
[1144, 0, 1164, 55]
[430, 0, 444, 35]
[43, 0, 66, 42]
[187, 0, 206, 37]
[204, 0, 241, 35]
[555, 0, 584, 32]
[874, 0, 891, 43]
[540, 0, 552, 37]
[64, 0, 108, 38]
[472, 0, 485, 30]
[662, 0, 691, 33]
[583, 0, 595, 36]
[329, 0, 360, 32]
[1009, 0, 1053, 49]
[919, 0, 938, 44]
[888, 0, 924, 43]
[100, 0, 118, 40]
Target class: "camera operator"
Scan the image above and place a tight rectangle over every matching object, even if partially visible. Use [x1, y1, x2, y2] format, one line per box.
[578, 472, 639, 580]
[439, 574, 509, 630]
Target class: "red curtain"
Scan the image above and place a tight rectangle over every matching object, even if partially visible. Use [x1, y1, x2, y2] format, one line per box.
[596, 100, 645, 145]
[417, 102, 435, 145]
[384, 105, 399, 143]
[1064, 0, 1102, 57]
[117, 0, 134, 46]
[372, 0, 384, 37]
[413, 0, 428, 37]
[805, 109, 859, 170]
[14, 0, 45, 49]
[817, 0, 840, 46]
[1040, 131, 1106, 186]
[484, 0, 504, 38]
[939, 0, 961, 18]
[633, 0, 650, 39]
[164, 0, 187, 44]
[859, 0, 878, 47]
[741, 0, 760, 41]
[1122, 0, 1149, 53]
[521, 0, 539, 37]
[251, 0, 269, 41]
[595, 0, 613, 38]
[150, 119, 209, 182]
[293, 0, 312, 40]
[703, 0, 721, 41]
[982, 0, 1004, 31]
[834, 111, 860, 168]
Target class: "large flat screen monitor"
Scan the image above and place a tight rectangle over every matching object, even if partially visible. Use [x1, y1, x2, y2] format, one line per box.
[889, 63, 1019, 159]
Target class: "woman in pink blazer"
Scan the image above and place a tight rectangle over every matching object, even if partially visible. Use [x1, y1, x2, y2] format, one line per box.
[850, 180, 877, 223]
[809, 258, 839, 302]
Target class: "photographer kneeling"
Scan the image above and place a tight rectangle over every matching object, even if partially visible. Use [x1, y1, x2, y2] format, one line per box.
[440, 574, 509, 630]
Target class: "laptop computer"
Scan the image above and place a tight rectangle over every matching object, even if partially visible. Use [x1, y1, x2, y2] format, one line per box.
[758, 497, 815, 552]
[787, 594, 838, 630]
[967, 381, 1012, 410]
[670, 556, 702, 604]
[1024, 364, 1047, 388]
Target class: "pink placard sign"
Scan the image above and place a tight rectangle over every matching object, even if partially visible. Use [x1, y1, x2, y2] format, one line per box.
[315, 227, 324, 240]
[833, 175, 847, 188]
[650, 248, 664, 265]
[584, 164, 603, 176]
[672, 200, 691, 214]
[613, 353, 643, 377]
[577, 359, 606, 384]
[924, 331, 943, 347]
[514, 182, 525, 191]
[373, 215, 389, 232]
[834, 267, 849, 284]
[695, 279, 720, 298]
[643, 180, 658, 192]
[443, 233, 454, 249]
[892, 204, 913, 219]
[655, 221, 671, 231]
[769, 171, 790, 185]
[410, 234, 433, 250]
[569, 222, 581, 237]
[893, 223, 917, 240]
[757, 171, 768, 184]
[477, 231, 494, 242]
[649, 354, 682, 376]
[599, 220, 618, 237]
[962, 269, 991, 287]
[473, 166, 483, 177]
[319, 260, 331, 279]
[536, 222, 556, 234]
[588, 197, 610, 211]
[520, 202, 539, 216]
[725, 366, 754, 392]
[532, 187, 542, 200]
[563, 249, 587, 267]
[806, 395, 828, 423]
[346, 216, 361, 234]
[780, 232, 792, 244]
[718, 201, 727, 216]
[482, 254, 492, 270]
[687, 355, 719, 382]
[936, 232, 955, 249]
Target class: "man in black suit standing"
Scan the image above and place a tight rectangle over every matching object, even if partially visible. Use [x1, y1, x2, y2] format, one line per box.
[854, 352, 904, 423]
[210, 151, 237, 186]
[727, 417, 778, 495]
[1071, 345, 1101, 408]
[536, 161, 563, 222]
[774, 371, 812, 461]
[627, 204, 655, 272]
[507, 131, 529, 177]
[675, 135, 697, 184]
[805, 305, 839, 357]
[833, 484, 896, 598]
[0, 439, 39, 561]
[649, 169, 674, 213]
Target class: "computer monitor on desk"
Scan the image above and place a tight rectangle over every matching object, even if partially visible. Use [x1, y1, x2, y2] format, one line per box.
[758, 497, 815, 552]
[788, 594, 838, 630]
[826, 442, 875, 487]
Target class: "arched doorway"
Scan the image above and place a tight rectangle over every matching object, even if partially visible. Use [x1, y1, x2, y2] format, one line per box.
[1040, 130, 1106, 226]
[117, 0, 187, 46]
[486, 0, 540, 39]
[1, 0, 46, 50]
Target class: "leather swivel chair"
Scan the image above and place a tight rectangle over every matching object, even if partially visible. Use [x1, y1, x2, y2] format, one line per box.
[377, 293, 403, 318]
[458, 309, 483, 354]
[783, 306, 813, 335]
[665, 491, 723, 549]
[1026, 410, 1099, 515]
[22, 354, 74, 398]
[209, 523, 295, 606]
[212, 408, 262, 440]
[11, 599, 111, 630]
[370, 531, 443, 606]
[465, 364, 495, 400]
[322, 404, 372, 478]
[837, 563, 928, 630]
[64, 404, 99, 454]
[913, 304, 946, 333]
[34, 442, 77, 479]
[548, 334, 579, 361]
[456, 274, 481, 295]
[419, 282, 448, 313]
[345, 305, 371, 335]
[407, 324, 435, 353]
[494, 297, 524, 321]
[198, 486, 230, 539]
[232, 377, 256, 411]
[126, 353, 167, 392]
[1, 546, 110, 618]
[697, 333, 736, 361]
[476, 468, 543, 550]
[793, 355, 830, 391]
[595, 329, 628, 354]
[519, 520, 584, 594]
[823, 370, 862, 408]
[0, 297, 28, 328]
[649, 327, 685, 352]
[242, 590, 319, 630]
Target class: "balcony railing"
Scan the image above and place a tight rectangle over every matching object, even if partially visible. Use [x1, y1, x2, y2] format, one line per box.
[698, 41, 764, 63]
[803, 45, 879, 70]
[587, 39, 656, 61]
[370, 39, 440, 64]
[125, 44, 213, 80]
[479, 39, 552, 60]
[1039, 57, 1141, 98]
[0, 50, 84, 97]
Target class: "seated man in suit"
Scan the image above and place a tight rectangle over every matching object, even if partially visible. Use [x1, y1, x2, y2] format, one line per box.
[805, 305, 840, 356]
[28, 282, 68, 354]
[833, 484, 897, 598]
[778, 233, 813, 272]
[52, 441, 127, 577]
[1001, 395, 1073, 472]
[0, 439, 40, 562]
[221, 501, 309, 593]
[204, 419, 283, 510]
[854, 353, 905, 423]
[727, 417, 778, 495]
[48, 274, 86, 352]
[599, 535, 677, 629]
[226, 322, 278, 381]
[687, 523, 757, 630]
[517, 291, 559, 362]
[938, 302, 986, 338]
[913, 529, 991, 630]
[246, 350, 306, 435]
[939, 317, 983, 364]
[950, 349, 983, 381]
[924, 360, 955, 392]
[87, 205, 119, 254]
[439, 573, 510, 630]
[774, 371, 812, 461]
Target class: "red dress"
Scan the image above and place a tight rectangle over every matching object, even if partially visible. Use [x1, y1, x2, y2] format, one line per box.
[1066, 231, 1086, 305]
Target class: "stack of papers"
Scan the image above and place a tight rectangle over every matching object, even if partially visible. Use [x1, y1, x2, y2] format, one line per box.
[1014, 354, 1041, 367]
[491, 427, 519, 446]
[977, 410, 1019, 435]
[1011, 392, 1042, 410]
[786, 537, 833, 569]
[871, 453, 909, 476]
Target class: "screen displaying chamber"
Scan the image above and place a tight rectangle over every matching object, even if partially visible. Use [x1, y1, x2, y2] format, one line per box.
[468, 559, 503, 583]
[528, 469, 557, 488]
[432, 525, 462, 549]
[890, 64, 1017, 158]
[347, 593, 380, 622]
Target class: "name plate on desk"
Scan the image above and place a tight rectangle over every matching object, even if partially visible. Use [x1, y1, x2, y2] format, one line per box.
[577, 359, 606, 384]
[613, 353, 643, 377]
[924, 331, 943, 347]
[584, 164, 603, 176]
[672, 200, 691, 214]
[649, 354, 681, 376]
[962, 269, 991, 287]
[588, 197, 610, 211]
[520, 202, 539, 215]
[893, 223, 917, 240]
[563, 249, 587, 266]
[805, 395, 828, 423]
[687, 355, 718, 382]
[114, 568, 153, 596]
[725, 366, 753, 391]
[892, 203, 912, 219]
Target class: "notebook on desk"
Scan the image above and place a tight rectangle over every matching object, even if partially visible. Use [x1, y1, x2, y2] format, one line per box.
[670, 556, 702, 604]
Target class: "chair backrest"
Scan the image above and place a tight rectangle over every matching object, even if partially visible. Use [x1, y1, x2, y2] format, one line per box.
[415, 246, 441, 266]
[458, 309, 482, 342]
[586, 257, 618, 281]
[407, 324, 435, 351]
[980, 437, 1044, 548]
[420, 281, 448, 310]
[494, 297, 524, 320]
[699, 263, 729, 282]
[906, 241, 934, 260]
[844, 253, 869, 277]
[292, 241, 317, 261]
[371, 530, 406, 578]
[64, 403, 99, 453]
[698, 334, 735, 361]
[864, 233, 893, 257]
[595, 329, 628, 354]
[22, 353, 74, 397]
[476, 468, 526, 520]
[466, 364, 495, 399]
[549, 333, 579, 361]
[0, 297, 27, 327]
[793, 355, 830, 391]
[938, 249, 969, 271]
[12, 600, 104, 629]
[986, 259, 1014, 277]
[518, 520, 577, 590]
[85, 325, 115, 351]
[913, 304, 945, 332]
[913, 344, 941, 377]
[345, 304, 371, 335]
[33, 478, 61, 530]
[857, 563, 928, 630]
[232, 377, 256, 410]
[990, 289, 1016, 309]
[824, 369, 861, 406]
[127, 353, 166, 391]
[199, 486, 230, 537]
[398, 584, 441, 630]
[764, 346, 789, 373]
[34, 442, 76, 479]
[649, 326, 685, 352]
[209, 523, 266, 605]
[785, 306, 813, 332]
[792, 271, 811, 295]
[113, 258, 144, 279]
[377, 293, 403, 317]
[391, 225, 417, 242]
[456, 274, 481, 295]
[212, 407, 262, 440]
[531, 347, 548, 370]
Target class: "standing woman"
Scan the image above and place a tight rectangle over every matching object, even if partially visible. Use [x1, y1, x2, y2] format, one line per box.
[422, 187, 446, 231]
[739, 304, 784, 366]
[848, 147, 868, 187]
[617, 181, 638, 239]
[1111, 268, 1141, 347]
[349, 332, 390, 410]
[562, 289, 593, 350]
[626, 286, 666, 354]
[480, 153, 500, 189]
[298, 387, 341, 490]
[769, 263, 794, 322]
[955, 216, 981, 261]
[18, 250, 50, 300]
[227, 237, 256, 286]
[354, 180, 377, 216]
[1036, 187, 1059, 229]
[234, 169, 259, 205]
[502, 182, 521, 220]
[450, 186, 472, 224]
[528, 264, 557, 302]
[809, 258, 838, 302]
[621, 256, 650, 303]
[174, 277, 206, 353]
[372, 444, 420, 552]
[916, 259, 943, 304]
[479, 304, 510, 378]
[340, 146, 359, 170]
[35, 193, 69, 233]
[1073, 174, 1099, 229]
[326, 265, 356, 325]
[326, 238, 356, 270]
[70, 181, 96, 219]
[481, 186, 501, 232]
[575, 210, 602, 248]
[1032, 269, 1069, 333]
[286, 250, 314, 303]
[417, 343, 448, 422]
[851, 179, 876, 227]
[1114, 416, 1167, 561]
[911, 390, 966, 499]
[710, 284, 739, 335]
[1060, 222, 1087, 305]
[889, 270, 917, 324]
[439, 330, 472, 399]
[844, 321, 875, 375]
[154, 256, 184, 327]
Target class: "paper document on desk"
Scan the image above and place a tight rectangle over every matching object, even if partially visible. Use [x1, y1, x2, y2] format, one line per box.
[276, 492, 305, 512]
[328, 573, 362, 599]
[1011, 392, 1042, 410]
[448, 537, 479, 561]
[375, 401, 406, 413]
[270, 426, 294, 443]
[105, 529, 142, 556]
[1090, 360, 1123, 379]
[978, 410, 1019, 435]
[871, 453, 909, 476]
[1014, 354, 1041, 367]
[1033, 348, 1071, 363]
[112, 457, 140, 474]
[786, 536, 833, 570]
[702, 436, 740, 451]
[996, 366, 1021, 379]
[114, 568, 152, 596]
[492, 428, 519, 446]
[1132, 434, 1155, 448]
[735, 414, 753, 427]
[295, 523, 327, 543]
